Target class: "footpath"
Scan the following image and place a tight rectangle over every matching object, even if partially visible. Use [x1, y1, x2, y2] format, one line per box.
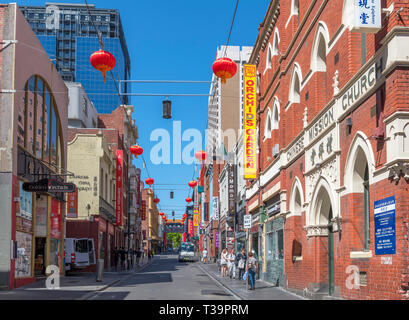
[0, 257, 152, 300]
[198, 262, 305, 300]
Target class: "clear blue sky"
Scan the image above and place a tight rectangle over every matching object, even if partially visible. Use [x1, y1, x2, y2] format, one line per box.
[14, 0, 268, 219]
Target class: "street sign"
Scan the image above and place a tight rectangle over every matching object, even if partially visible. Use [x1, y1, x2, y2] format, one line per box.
[23, 179, 76, 193]
[244, 214, 252, 229]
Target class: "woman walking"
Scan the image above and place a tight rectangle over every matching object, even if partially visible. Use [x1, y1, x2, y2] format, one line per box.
[247, 252, 257, 290]
[220, 249, 228, 277]
[236, 248, 247, 281]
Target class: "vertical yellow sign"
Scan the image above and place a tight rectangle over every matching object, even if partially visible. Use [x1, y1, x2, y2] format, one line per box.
[244, 64, 257, 180]
[193, 210, 199, 227]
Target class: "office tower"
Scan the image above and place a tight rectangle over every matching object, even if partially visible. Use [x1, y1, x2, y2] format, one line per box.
[20, 3, 131, 114]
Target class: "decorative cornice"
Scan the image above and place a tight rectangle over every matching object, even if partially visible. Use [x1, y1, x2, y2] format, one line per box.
[249, 0, 280, 65]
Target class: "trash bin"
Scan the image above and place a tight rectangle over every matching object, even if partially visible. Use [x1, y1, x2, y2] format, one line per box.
[96, 259, 104, 282]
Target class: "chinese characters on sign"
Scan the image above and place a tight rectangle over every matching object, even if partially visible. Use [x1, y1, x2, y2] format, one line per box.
[212, 196, 219, 220]
[141, 200, 146, 221]
[67, 189, 78, 218]
[228, 164, 236, 215]
[374, 196, 396, 255]
[116, 150, 123, 226]
[244, 64, 257, 179]
[353, 0, 381, 33]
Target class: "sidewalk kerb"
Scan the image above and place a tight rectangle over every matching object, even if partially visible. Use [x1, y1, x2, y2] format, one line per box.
[80, 261, 152, 300]
[197, 264, 243, 301]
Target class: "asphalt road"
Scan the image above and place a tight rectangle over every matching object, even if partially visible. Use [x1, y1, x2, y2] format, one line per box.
[87, 254, 235, 300]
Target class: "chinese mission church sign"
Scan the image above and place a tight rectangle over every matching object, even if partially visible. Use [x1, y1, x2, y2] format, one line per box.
[352, 0, 382, 33]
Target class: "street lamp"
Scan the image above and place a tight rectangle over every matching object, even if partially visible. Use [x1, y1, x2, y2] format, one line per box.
[163, 99, 172, 119]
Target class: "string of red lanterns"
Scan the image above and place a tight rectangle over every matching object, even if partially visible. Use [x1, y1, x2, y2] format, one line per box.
[195, 150, 208, 162]
[153, 198, 160, 204]
[185, 197, 192, 203]
[145, 178, 154, 186]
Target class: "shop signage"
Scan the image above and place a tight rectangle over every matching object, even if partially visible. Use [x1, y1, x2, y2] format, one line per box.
[67, 189, 78, 218]
[204, 202, 209, 221]
[116, 150, 123, 226]
[374, 196, 396, 255]
[228, 164, 236, 215]
[308, 107, 335, 143]
[341, 56, 384, 114]
[351, 0, 382, 33]
[193, 210, 199, 227]
[189, 220, 193, 237]
[287, 135, 304, 164]
[50, 199, 61, 239]
[243, 64, 258, 180]
[22, 179, 76, 193]
[212, 197, 219, 220]
[215, 232, 219, 249]
[244, 214, 252, 229]
[141, 200, 146, 221]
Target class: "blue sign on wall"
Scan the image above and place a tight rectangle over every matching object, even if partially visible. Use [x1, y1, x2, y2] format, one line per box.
[374, 196, 396, 255]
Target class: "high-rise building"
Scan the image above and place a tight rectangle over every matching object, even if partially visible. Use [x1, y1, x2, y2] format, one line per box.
[20, 3, 131, 114]
[207, 46, 253, 157]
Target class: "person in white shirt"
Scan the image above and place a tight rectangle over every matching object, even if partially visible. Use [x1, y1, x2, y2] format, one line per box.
[228, 249, 236, 279]
[202, 249, 208, 264]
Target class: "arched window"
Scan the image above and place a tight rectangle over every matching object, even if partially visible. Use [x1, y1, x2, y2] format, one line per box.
[292, 0, 299, 16]
[272, 28, 280, 56]
[352, 147, 370, 250]
[264, 108, 272, 140]
[311, 23, 330, 72]
[265, 44, 273, 71]
[289, 64, 302, 105]
[272, 98, 280, 130]
[19, 75, 64, 169]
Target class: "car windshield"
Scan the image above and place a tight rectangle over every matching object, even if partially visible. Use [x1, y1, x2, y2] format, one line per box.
[180, 243, 194, 252]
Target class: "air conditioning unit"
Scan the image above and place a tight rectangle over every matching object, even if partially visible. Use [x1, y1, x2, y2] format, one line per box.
[272, 144, 280, 157]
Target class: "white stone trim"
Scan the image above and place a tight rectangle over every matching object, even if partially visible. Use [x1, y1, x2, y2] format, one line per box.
[287, 177, 305, 219]
[350, 251, 373, 259]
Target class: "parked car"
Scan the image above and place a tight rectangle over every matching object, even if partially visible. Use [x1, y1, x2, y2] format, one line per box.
[64, 238, 95, 274]
[178, 242, 195, 262]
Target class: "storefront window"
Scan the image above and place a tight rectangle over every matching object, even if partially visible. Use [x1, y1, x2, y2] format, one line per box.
[44, 88, 51, 163]
[15, 232, 32, 278]
[49, 239, 60, 268]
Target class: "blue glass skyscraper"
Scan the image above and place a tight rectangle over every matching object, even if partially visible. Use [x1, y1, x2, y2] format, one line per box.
[20, 3, 131, 114]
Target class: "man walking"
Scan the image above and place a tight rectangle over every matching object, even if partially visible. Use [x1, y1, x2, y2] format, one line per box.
[228, 249, 236, 279]
[236, 248, 247, 281]
[120, 247, 126, 271]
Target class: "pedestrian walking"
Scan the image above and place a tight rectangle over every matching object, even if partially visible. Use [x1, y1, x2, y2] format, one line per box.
[236, 248, 247, 281]
[148, 250, 152, 262]
[247, 252, 257, 290]
[114, 247, 119, 272]
[136, 249, 142, 267]
[202, 249, 208, 264]
[120, 247, 126, 271]
[220, 249, 228, 277]
[228, 249, 236, 279]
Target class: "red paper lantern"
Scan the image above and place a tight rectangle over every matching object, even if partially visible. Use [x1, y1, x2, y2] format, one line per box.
[153, 198, 160, 204]
[188, 181, 198, 188]
[212, 57, 237, 84]
[145, 178, 154, 186]
[185, 197, 192, 203]
[130, 145, 143, 157]
[159, 212, 165, 216]
[195, 150, 208, 162]
[90, 49, 116, 83]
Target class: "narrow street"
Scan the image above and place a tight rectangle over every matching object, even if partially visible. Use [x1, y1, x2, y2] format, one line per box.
[87, 255, 235, 300]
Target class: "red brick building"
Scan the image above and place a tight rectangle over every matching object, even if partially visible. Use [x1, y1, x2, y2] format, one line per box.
[247, 0, 409, 299]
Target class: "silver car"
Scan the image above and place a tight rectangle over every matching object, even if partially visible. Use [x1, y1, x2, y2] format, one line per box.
[178, 242, 195, 262]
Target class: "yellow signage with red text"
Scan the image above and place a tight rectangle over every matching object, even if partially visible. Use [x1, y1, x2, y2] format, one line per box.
[193, 210, 199, 227]
[244, 64, 257, 180]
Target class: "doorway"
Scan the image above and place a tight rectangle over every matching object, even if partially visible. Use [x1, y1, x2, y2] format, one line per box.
[34, 237, 46, 276]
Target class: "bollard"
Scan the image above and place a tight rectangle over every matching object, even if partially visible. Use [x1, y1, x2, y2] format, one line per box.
[96, 259, 104, 282]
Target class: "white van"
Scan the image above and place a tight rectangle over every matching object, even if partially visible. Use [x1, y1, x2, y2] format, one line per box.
[64, 238, 96, 274]
[178, 242, 196, 262]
